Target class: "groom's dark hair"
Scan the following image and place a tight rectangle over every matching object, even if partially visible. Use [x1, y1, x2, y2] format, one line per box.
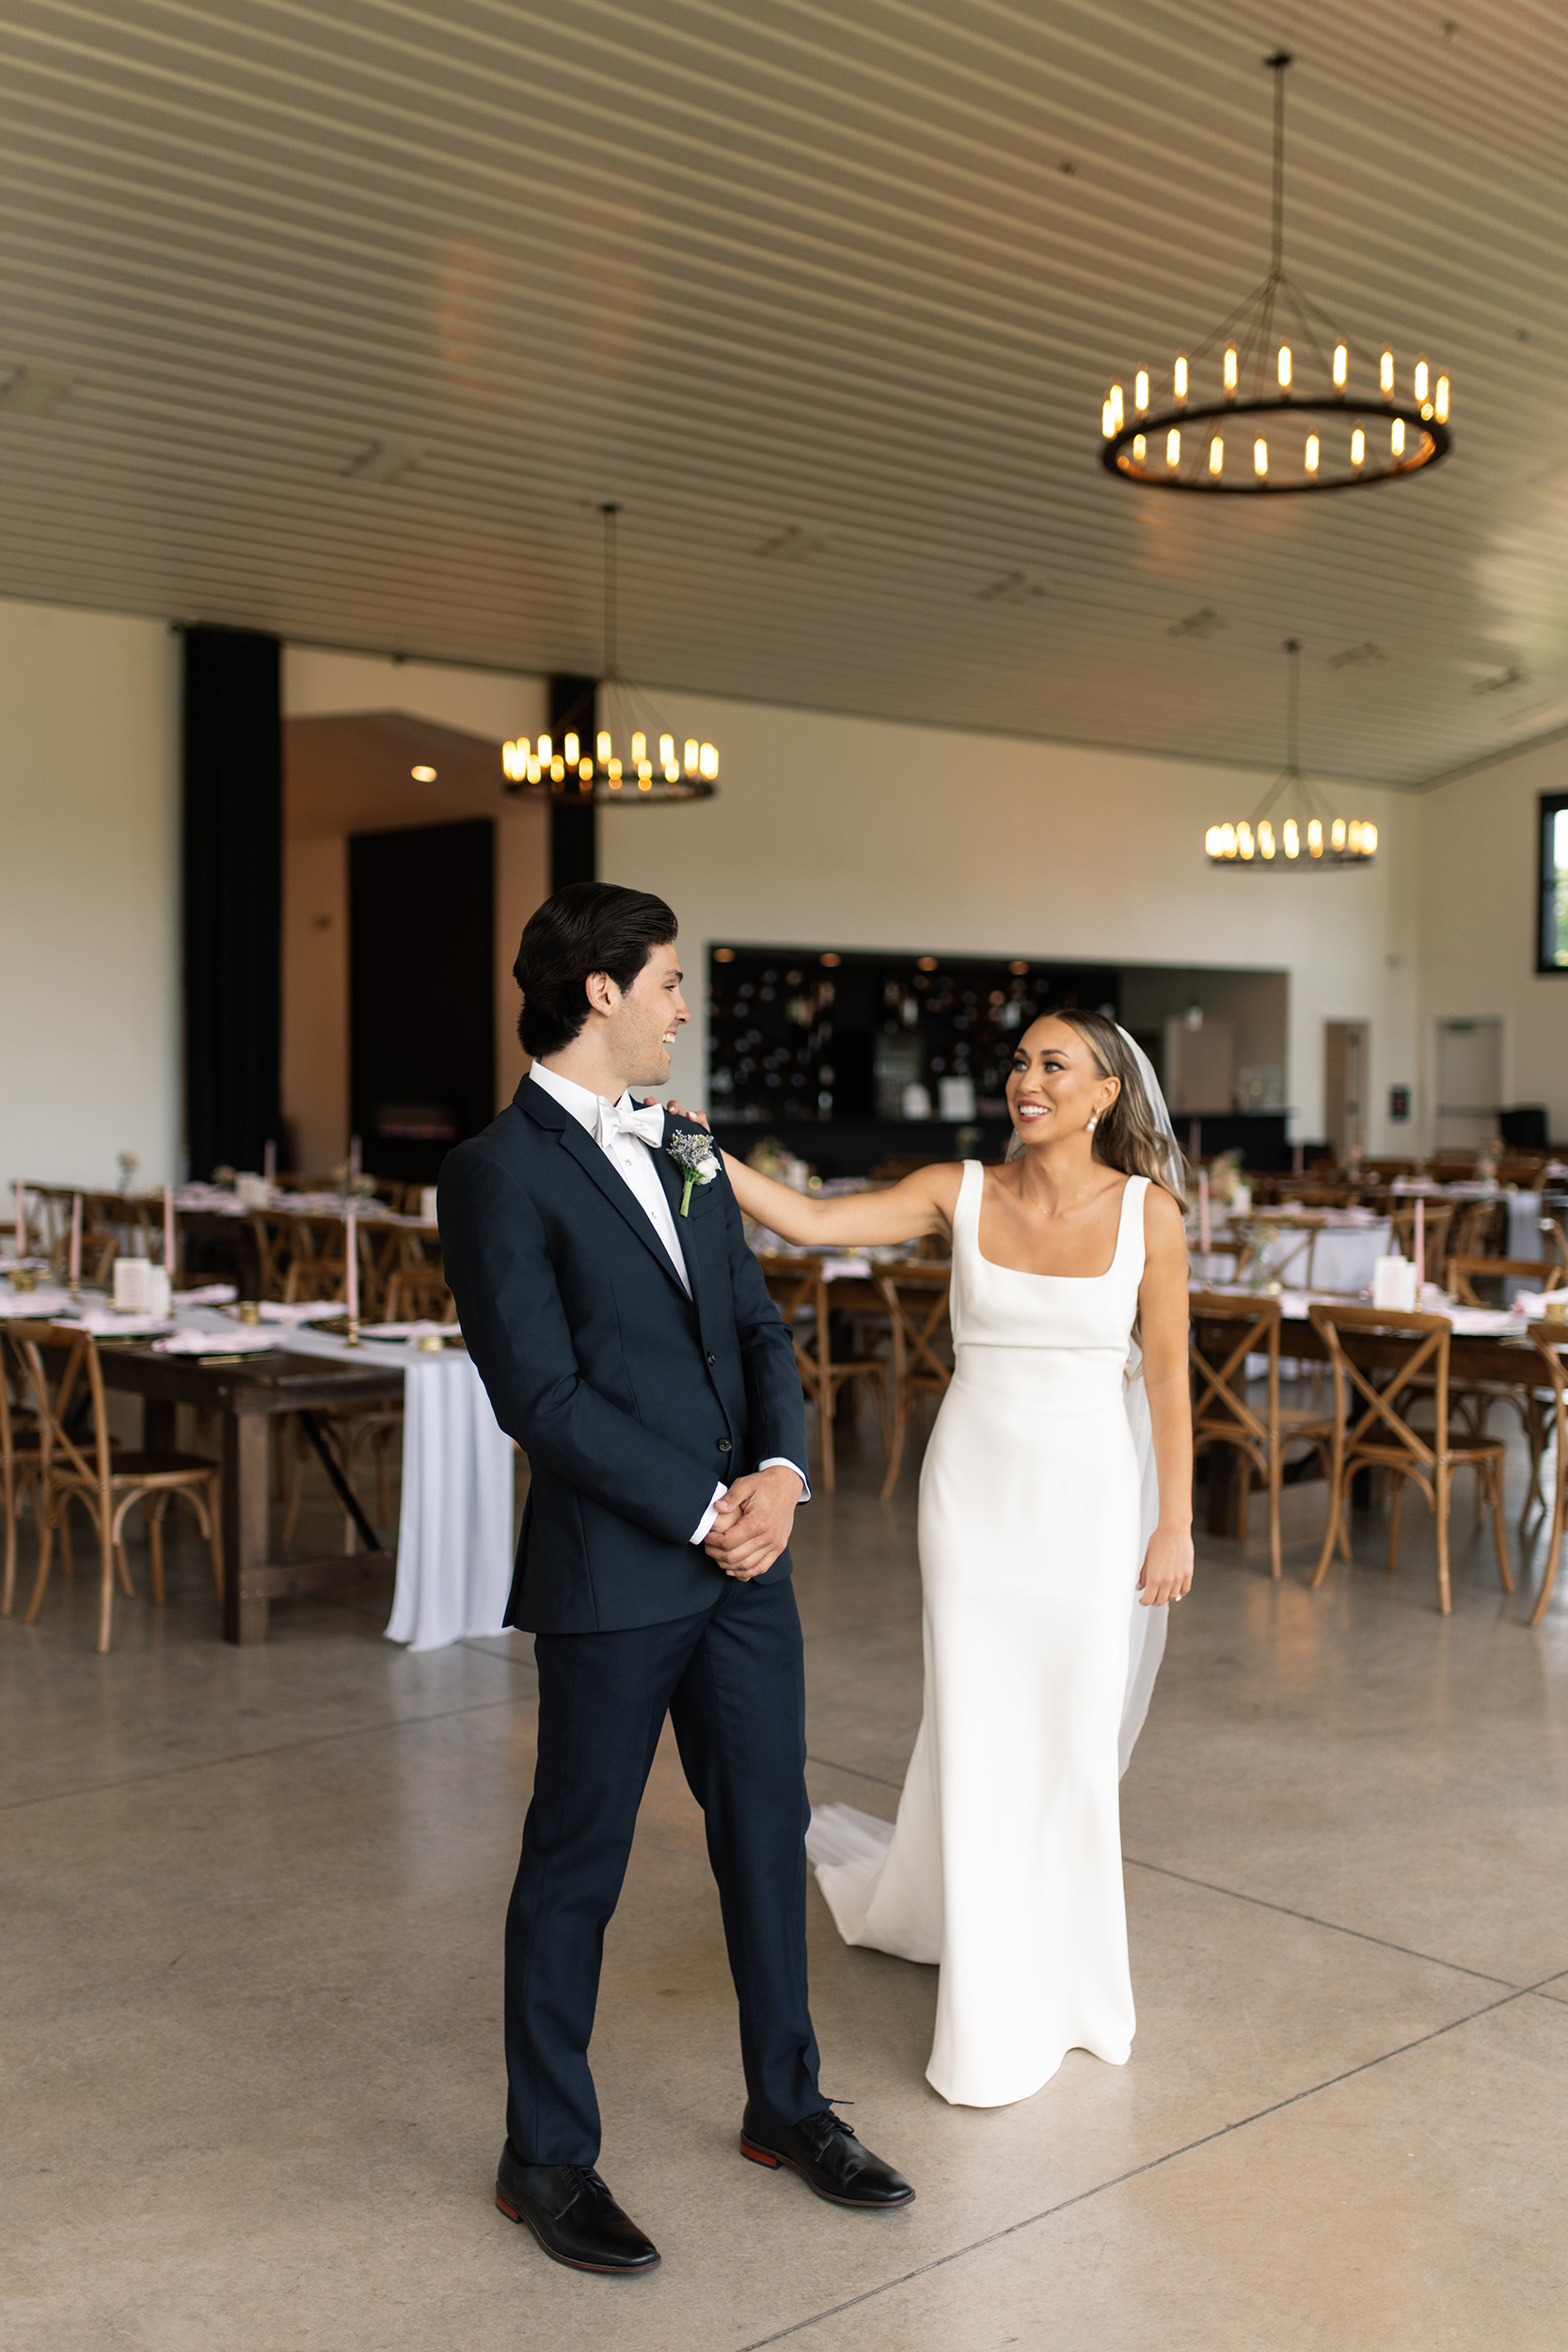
[515, 882, 679, 1059]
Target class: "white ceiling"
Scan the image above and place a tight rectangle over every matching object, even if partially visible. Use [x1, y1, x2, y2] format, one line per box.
[1, 0, 1566, 785]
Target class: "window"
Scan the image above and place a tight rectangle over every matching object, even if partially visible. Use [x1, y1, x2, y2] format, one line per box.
[1540, 796, 1568, 973]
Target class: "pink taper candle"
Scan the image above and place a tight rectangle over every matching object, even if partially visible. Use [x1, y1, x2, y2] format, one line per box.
[164, 1184, 176, 1276]
[1414, 1196, 1425, 1289]
[344, 1204, 359, 1323]
[70, 1192, 82, 1286]
[263, 1137, 276, 1187]
[1198, 1168, 1212, 1257]
[14, 1181, 24, 1259]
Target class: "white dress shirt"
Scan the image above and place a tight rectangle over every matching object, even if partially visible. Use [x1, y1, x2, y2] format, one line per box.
[529, 1063, 806, 1543]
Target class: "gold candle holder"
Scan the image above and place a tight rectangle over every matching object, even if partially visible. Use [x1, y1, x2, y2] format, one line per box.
[343, 1314, 362, 1349]
[238, 1300, 261, 1326]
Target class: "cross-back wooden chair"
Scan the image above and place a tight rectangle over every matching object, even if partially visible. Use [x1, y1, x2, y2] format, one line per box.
[757, 1254, 891, 1493]
[47, 1223, 119, 1287]
[1446, 1254, 1564, 1309]
[12, 1321, 222, 1651]
[1387, 1203, 1456, 1288]
[279, 1211, 379, 1309]
[1189, 1293, 1338, 1580]
[1449, 1200, 1504, 1260]
[382, 1262, 456, 1324]
[1536, 1218, 1568, 1281]
[1526, 1330, 1568, 1627]
[0, 1327, 44, 1617]
[1440, 1256, 1566, 1519]
[872, 1264, 953, 1499]
[1305, 1303, 1511, 1614]
[247, 1211, 293, 1301]
[1229, 1215, 1327, 1293]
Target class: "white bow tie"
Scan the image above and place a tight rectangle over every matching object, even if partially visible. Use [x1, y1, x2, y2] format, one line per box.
[597, 1099, 665, 1152]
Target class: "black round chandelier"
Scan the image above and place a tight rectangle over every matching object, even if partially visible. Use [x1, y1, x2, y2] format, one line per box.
[1207, 639, 1376, 869]
[503, 504, 719, 803]
[1101, 54, 1451, 497]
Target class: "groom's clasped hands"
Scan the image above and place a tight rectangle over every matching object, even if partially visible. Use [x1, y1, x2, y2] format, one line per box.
[706, 1465, 803, 1581]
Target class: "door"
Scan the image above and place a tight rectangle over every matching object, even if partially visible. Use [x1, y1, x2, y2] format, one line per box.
[349, 818, 495, 1184]
[1434, 1018, 1503, 1152]
[1323, 1022, 1368, 1160]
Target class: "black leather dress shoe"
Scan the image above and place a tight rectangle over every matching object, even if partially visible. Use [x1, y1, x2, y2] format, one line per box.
[494, 2142, 660, 2274]
[739, 2102, 915, 2208]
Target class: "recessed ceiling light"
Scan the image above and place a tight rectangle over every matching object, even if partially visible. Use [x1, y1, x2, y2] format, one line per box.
[346, 438, 425, 484]
[0, 367, 71, 417]
[410, 764, 437, 782]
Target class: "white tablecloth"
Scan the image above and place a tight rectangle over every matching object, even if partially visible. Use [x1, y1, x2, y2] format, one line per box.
[275, 1323, 515, 1650]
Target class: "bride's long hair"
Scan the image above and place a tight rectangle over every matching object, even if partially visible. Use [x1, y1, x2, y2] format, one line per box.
[1013, 1009, 1187, 1202]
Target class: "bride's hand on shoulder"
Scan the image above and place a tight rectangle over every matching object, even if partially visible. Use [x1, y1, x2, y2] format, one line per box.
[662, 1100, 709, 1130]
[1138, 1524, 1194, 1608]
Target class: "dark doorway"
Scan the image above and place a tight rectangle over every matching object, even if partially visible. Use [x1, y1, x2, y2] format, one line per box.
[349, 818, 495, 1184]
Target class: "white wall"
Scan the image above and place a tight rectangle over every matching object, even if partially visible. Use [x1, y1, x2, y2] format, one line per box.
[0, 597, 180, 1188]
[600, 691, 1419, 1152]
[1418, 736, 1568, 1146]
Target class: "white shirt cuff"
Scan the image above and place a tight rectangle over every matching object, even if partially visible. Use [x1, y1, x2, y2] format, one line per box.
[759, 1457, 810, 1502]
[689, 1481, 729, 1546]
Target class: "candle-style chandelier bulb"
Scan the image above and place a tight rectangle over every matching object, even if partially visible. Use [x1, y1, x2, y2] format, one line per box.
[1305, 433, 1320, 472]
[1333, 342, 1348, 389]
[1253, 437, 1268, 476]
[1135, 369, 1149, 410]
[1209, 435, 1224, 475]
[1277, 344, 1291, 389]
[1380, 348, 1395, 397]
[1224, 346, 1239, 394]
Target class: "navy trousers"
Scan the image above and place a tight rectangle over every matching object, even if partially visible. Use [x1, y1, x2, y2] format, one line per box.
[504, 1572, 823, 2163]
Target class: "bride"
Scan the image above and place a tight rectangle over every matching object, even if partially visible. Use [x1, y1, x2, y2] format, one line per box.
[709, 1009, 1193, 2110]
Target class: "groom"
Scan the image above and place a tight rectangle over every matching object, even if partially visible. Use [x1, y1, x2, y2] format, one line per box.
[439, 882, 913, 2276]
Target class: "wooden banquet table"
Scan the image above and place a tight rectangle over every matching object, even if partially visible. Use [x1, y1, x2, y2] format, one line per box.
[1190, 1288, 1564, 1539]
[93, 1340, 404, 1644]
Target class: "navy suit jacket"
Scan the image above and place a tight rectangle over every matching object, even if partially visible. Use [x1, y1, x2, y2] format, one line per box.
[438, 1076, 808, 1635]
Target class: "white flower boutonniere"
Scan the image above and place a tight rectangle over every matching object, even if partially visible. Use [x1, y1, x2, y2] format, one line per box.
[665, 1128, 721, 1217]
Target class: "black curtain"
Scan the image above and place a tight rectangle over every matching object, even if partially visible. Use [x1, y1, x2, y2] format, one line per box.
[182, 628, 282, 1178]
[548, 673, 598, 890]
[349, 819, 496, 1184]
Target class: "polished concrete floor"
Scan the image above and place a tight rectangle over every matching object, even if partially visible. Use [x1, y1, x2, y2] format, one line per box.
[4, 1423, 1568, 2351]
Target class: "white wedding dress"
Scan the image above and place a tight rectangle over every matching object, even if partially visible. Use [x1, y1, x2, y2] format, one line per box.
[808, 1162, 1166, 2108]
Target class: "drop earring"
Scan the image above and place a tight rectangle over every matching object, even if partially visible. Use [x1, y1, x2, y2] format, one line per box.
[1086, 1112, 1099, 1135]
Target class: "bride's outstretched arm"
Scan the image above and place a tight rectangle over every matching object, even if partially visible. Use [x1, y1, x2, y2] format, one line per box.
[658, 1101, 958, 1247]
[724, 1154, 958, 1248]
[1135, 1185, 1196, 1607]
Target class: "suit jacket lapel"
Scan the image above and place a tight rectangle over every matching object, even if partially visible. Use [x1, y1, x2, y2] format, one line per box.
[517, 1076, 694, 1304]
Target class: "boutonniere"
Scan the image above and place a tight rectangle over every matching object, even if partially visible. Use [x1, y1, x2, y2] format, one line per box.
[665, 1127, 721, 1217]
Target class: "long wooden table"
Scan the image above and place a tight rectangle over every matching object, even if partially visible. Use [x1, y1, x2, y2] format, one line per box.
[95, 1341, 404, 1644]
[1191, 1299, 1557, 1540]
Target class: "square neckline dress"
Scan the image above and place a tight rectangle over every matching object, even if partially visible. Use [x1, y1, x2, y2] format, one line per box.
[809, 1162, 1164, 2108]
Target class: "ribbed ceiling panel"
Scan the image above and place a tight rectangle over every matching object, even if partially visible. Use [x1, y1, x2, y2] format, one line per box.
[0, 0, 1563, 782]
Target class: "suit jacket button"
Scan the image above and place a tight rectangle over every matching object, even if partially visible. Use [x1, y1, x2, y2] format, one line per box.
[706, 1351, 717, 1366]
[717, 1438, 732, 1453]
